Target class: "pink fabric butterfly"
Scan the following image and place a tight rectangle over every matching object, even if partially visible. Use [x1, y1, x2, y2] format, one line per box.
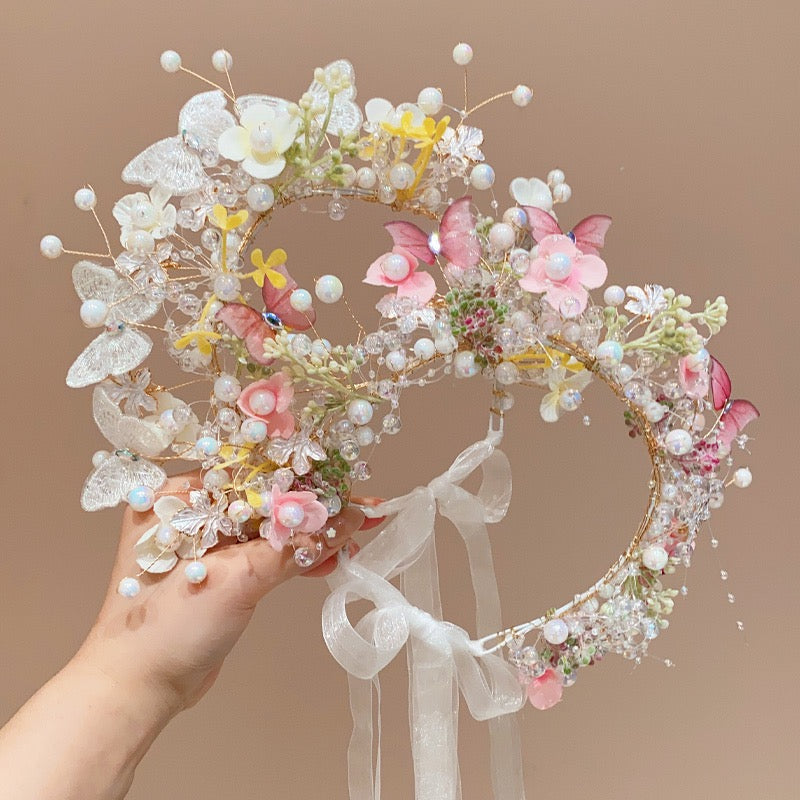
[216, 263, 316, 365]
[523, 206, 612, 256]
[383, 196, 481, 269]
[709, 356, 759, 451]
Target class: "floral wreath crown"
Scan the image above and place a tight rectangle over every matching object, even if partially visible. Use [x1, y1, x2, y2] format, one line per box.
[43, 43, 758, 799]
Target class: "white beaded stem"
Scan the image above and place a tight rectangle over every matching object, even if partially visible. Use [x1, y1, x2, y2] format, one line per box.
[473, 336, 667, 656]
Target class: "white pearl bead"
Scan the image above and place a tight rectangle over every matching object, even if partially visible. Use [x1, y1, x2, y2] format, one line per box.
[195, 436, 221, 456]
[382, 253, 411, 281]
[503, 207, 528, 228]
[246, 183, 274, 211]
[617, 363, 634, 383]
[184, 561, 208, 584]
[511, 84, 533, 107]
[454, 350, 478, 378]
[413, 337, 436, 360]
[203, 469, 229, 491]
[603, 285, 625, 306]
[228, 499, 252, 523]
[385, 350, 407, 371]
[417, 87, 444, 115]
[470, 164, 495, 190]
[40, 235, 63, 259]
[315, 274, 344, 304]
[543, 618, 569, 645]
[389, 162, 416, 190]
[160, 50, 181, 72]
[547, 168, 566, 186]
[118, 577, 141, 597]
[664, 428, 693, 456]
[488, 222, 516, 251]
[214, 373, 241, 402]
[289, 288, 313, 312]
[125, 229, 155, 254]
[733, 467, 752, 488]
[347, 399, 374, 425]
[79, 299, 109, 327]
[494, 361, 519, 385]
[357, 167, 377, 189]
[211, 49, 233, 72]
[213, 273, 241, 301]
[420, 186, 442, 209]
[241, 418, 268, 442]
[544, 252, 572, 281]
[552, 182, 572, 203]
[452, 43, 473, 66]
[92, 450, 110, 468]
[595, 340, 623, 365]
[127, 486, 155, 512]
[642, 546, 669, 571]
[248, 388, 277, 415]
[74, 187, 97, 211]
[277, 501, 305, 528]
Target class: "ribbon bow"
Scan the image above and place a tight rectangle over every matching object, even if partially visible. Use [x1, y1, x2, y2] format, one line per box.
[323, 429, 527, 800]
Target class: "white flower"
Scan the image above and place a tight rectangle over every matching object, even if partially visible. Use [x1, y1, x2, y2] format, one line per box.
[624, 284, 668, 318]
[539, 366, 592, 422]
[135, 495, 207, 573]
[112, 185, 176, 247]
[218, 105, 301, 179]
[509, 177, 553, 212]
[436, 125, 484, 164]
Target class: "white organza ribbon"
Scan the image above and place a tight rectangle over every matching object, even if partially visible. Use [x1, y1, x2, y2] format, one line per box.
[323, 429, 527, 800]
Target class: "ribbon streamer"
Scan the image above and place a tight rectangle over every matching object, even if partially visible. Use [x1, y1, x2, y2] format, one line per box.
[323, 428, 527, 800]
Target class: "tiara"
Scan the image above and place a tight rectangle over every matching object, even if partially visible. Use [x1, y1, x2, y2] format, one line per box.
[43, 43, 758, 799]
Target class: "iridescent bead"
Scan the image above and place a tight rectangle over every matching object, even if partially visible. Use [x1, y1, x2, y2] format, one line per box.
[185, 561, 207, 584]
[118, 577, 141, 597]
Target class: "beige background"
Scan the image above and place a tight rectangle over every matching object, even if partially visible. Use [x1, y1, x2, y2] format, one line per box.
[2, 1, 797, 798]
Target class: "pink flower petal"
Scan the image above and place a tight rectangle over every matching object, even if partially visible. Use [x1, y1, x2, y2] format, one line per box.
[537, 234, 579, 260]
[364, 254, 394, 287]
[518, 262, 549, 293]
[396, 270, 436, 304]
[544, 282, 588, 316]
[266, 409, 295, 439]
[527, 669, 564, 710]
[574, 254, 608, 289]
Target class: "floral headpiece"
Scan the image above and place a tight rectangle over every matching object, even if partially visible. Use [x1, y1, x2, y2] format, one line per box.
[43, 44, 758, 799]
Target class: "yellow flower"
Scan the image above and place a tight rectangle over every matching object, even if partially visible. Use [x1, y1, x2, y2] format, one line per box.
[210, 204, 249, 232]
[173, 329, 222, 356]
[247, 248, 288, 289]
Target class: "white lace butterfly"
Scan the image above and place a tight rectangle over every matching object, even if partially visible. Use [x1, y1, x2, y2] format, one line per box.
[67, 261, 160, 388]
[121, 90, 236, 196]
[235, 59, 363, 138]
[80, 383, 171, 511]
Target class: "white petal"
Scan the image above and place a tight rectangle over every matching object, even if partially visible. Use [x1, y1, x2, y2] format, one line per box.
[271, 115, 301, 153]
[135, 525, 179, 573]
[565, 370, 593, 392]
[540, 392, 561, 423]
[240, 104, 276, 129]
[154, 495, 186, 521]
[241, 154, 286, 179]
[149, 183, 171, 210]
[218, 126, 250, 161]
[509, 177, 553, 211]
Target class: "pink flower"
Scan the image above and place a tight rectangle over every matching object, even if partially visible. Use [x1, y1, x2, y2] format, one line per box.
[526, 669, 564, 710]
[519, 234, 607, 317]
[364, 246, 437, 304]
[263, 485, 329, 551]
[678, 351, 710, 400]
[237, 374, 295, 439]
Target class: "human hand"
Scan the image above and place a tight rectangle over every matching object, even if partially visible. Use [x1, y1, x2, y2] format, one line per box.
[75, 472, 380, 717]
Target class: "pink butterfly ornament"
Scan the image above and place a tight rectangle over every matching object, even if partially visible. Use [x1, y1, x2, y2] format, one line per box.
[217, 263, 316, 364]
[707, 356, 759, 454]
[523, 206, 612, 257]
